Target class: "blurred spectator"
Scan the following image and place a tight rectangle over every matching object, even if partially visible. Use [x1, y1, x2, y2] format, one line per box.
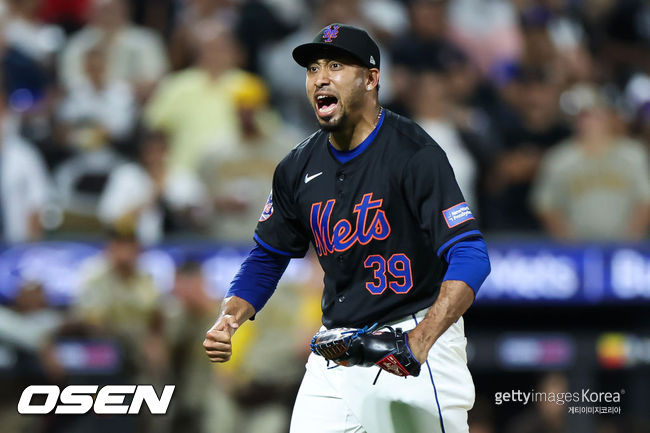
[447, 0, 523, 76]
[0, 281, 64, 433]
[145, 20, 254, 174]
[199, 74, 295, 242]
[531, 86, 650, 241]
[2, 0, 66, 67]
[0, 280, 63, 355]
[0, 19, 50, 114]
[38, 0, 91, 34]
[518, 5, 561, 79]
[0, 93, 50, 243]
[1, 18, 61, 177]
[54, 139, 124, 226]
[57, 40, 137, 147]
[168, 0, 296, 74]
[59, 0, 169, 102]
[505, 372, 569, 433]
[74, 225, 167, 381]
[387, 0, 462, 116]
[54, 32, 134, 228]
[410, 66, 483, 210]
[98, 130, 209, 245]
[168, 0, 240, 70]
[164, 261, 220, 433]
[600, 0, 650, 84]
[358, 0, 408, 41]
[234, 0, 299, 74]
[129, 0, 175, 38]
[440, 48, 505, 167]
[516, 4, 597, 94]
[390, 0, 456, 70]
[519, 2, 593, 85]
[483, 68, 571, 232]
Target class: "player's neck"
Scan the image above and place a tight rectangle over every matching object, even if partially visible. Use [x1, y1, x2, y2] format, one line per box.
[330, 104, 382, 152]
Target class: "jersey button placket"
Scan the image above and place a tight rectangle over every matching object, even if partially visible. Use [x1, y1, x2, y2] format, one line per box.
[336, 171, 345, 197]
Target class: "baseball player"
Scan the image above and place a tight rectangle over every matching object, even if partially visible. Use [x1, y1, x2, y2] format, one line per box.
[204, 24, 491, 433]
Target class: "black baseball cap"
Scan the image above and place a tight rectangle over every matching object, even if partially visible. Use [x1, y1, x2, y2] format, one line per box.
[292, 23, 380, 70]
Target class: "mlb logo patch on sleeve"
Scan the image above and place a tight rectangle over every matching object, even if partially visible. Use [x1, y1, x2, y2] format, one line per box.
[259, 190, 274, 222]
[442, 202, 474, 228]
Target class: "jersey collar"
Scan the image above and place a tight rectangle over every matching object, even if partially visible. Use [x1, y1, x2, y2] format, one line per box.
[328, 108, 386, 164]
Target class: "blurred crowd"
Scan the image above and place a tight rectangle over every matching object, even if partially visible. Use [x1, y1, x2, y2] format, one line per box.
[0, 0, 649, 432]
[0, 0, 647, 246]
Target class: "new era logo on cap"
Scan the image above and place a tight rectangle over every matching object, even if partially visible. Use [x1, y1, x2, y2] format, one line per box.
[370, 56, 376, 65]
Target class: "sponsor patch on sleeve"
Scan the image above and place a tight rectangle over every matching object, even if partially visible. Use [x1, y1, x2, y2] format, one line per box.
[442, 202, 474, 228]
[258, 190, 274, 222]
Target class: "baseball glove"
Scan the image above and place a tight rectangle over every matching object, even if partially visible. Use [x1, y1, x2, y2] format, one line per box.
[310, 325, 421, 377]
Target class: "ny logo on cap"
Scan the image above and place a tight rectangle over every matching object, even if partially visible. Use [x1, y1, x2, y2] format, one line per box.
[322, 25, 340, 43]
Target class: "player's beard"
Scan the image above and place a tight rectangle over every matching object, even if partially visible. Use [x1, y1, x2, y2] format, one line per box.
[318, 112, 347, 132]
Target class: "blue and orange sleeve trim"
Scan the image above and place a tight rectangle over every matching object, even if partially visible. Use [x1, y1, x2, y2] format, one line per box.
[253, 233, 307, 258]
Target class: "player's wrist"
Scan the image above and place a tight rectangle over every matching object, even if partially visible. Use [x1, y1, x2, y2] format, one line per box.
[405, 326, 434, 364]
[219, 296, 255, 325]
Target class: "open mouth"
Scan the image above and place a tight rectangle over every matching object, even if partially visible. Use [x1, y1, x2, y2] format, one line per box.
[316, 94, 339, 118]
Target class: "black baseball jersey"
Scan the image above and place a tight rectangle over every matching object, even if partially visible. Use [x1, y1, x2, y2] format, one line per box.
[255, 109, 481, 328]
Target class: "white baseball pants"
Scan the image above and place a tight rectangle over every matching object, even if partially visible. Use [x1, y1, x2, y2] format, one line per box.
[289, 312, 474, 433]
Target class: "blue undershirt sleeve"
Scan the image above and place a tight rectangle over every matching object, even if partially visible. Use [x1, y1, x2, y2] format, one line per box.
[225, 244, 291, 314]
[443, 237, 491, 295]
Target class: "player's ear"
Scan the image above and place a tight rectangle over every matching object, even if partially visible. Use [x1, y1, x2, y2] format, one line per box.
[366, 68, 380, 92]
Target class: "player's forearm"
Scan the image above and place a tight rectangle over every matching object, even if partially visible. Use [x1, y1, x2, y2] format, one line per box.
[407, 280, 474, 363]
[225, 244, 291, 313]
[218, 296, 256, 327]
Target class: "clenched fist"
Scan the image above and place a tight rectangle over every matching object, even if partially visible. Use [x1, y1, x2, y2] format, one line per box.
[203, 315, 239, 362]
